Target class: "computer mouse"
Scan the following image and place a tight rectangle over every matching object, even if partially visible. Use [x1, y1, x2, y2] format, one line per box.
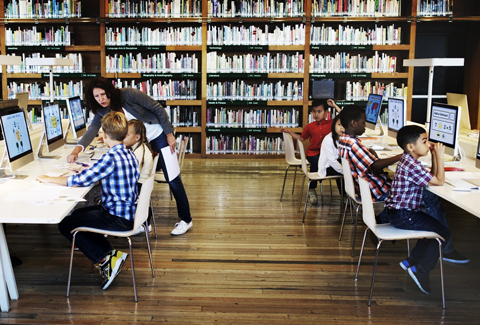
[370, 145, 384, 151]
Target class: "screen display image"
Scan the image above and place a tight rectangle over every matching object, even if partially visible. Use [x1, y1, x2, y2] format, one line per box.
[1, 111, 32, 160]
[365, 94, 383, 124]
[43, 104, 63, 142]
[388, 98, 405, 131]
[69, 98, 85, 130]
[429, 104, 458, 148]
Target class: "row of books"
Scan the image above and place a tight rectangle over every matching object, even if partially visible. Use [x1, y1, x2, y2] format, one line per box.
[310, 24, 402, 46]
[207, 0, 304, 17]
[165, 106, 199, 127]
[8, 80, 83, 100]
[312, 0, 401, 17]
[207, 80, 303, 100]
[175, 134, 194, 154]
[5, 26, 72, 46]
[206, 107, 300, 128]
[206, 134, 285, 154]
[417, 0, 452, 17]
[206, 52, 304, 73]
[106, 53, 199, 73]
[345, 81, 406, 100]
[106, 0, 202, 18]
[6, 53, 83, 73]
[207, 24, 305, 46]
[113, 79, 198, 100]
[309, 51, 397, 73]
[5, 0, 82, 18]
[105, 26, 202, 46]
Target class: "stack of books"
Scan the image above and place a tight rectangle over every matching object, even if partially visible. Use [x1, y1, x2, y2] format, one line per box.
[105, 26, 202, 46]
[166, 106, 199, 127]
[5, 0, 82, 18]
[417, 0, 452, 16]
[106, 0, 202, 18]
[312, 0, 401, 17]
[208, 0, 304, 17]
[207, 52, 304, 73]
[6, 26, 72, 46]
[7, 53, 83, 73]
[206, 134, 285, 154]
[106, 52, 199, 73]
[311, 24, 402, 45]
[309, 51, 397, 73]
[8, 80, 83, 100]
[114, 79, 198, 100]
[206, 107, 299, 128]
[345, 81, 406, 100]
[207, 80, 303, 100]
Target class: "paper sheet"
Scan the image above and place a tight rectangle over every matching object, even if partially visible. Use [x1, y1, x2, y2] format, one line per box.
[161, 146, 180, 182]
[444, 172, 480, 180]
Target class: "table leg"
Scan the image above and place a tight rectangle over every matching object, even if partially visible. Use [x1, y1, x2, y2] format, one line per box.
[0, 223, 19, 311]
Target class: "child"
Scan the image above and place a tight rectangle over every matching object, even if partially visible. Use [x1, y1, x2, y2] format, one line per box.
[338, 105, 468, 264]
[37, 111, 139, 290]
[382, 125, 451, 294]
[282, 99, 342, 204]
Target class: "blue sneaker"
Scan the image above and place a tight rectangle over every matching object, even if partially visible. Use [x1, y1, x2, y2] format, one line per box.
[399, 259, 411, 271]
[408, 266, 431, 294]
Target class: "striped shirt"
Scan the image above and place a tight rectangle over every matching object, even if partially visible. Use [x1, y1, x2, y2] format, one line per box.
[338, 134, 390, 201]
[385, 153, 433, 211]
[67, 144, 140, 221]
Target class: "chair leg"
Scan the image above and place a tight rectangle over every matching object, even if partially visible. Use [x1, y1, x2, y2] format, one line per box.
[339, 197, 350, 241]
[150, 200, 158, 239]
[280, 165, 290, 202]
[329, 180, 333, 197]
[66, 231, 78, 298]
[436, 239, 445, 309]
[320, 181, 324, 206]
[127, 237, 138, 302]
[292, 166, 298, 195]
[407, 239, 410, 257]
[302, 181, 311, 223]
[297, 175, 306, 213]
[351, 204, 361, 257]
[144, 222, 155, 278]
[355, 228, 369, 280]
[367, 239, 383, 306]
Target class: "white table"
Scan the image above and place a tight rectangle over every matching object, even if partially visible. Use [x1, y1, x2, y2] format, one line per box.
[0, 146, 92, 312]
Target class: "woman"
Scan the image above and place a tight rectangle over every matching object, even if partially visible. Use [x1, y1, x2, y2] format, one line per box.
[67, 77, 192, 235]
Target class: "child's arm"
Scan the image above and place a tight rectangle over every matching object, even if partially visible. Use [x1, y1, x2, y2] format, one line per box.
[428, 143, 445, 186]
[36, 175, 68, 186]
[327, 99, 342, 113]
[369, 154, 403, 174]
[281, 128, 305, 142]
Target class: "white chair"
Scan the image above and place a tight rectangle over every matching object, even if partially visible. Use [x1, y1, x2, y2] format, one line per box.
[280, 133, 306, 202]
[355, 176, 445, 308]
[297, 139, 343, 223]
[66, 174, 156, 302]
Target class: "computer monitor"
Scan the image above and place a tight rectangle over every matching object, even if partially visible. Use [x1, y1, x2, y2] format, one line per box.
[428, 102, 461, 158]
[446, 93, 471, 132]
[15, 92, 31, 129]
[66, 96, 86, 140]
[0, 108, 34, 179]
[365, 94, 383, 131]
[387, 97, 407, 138]
[36, 102, 64, 159]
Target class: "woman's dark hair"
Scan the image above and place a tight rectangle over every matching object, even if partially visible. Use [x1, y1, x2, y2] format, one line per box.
[330, 113, 343, 148]
[86, 77, 122, 114]
[339, 105, 365, 129]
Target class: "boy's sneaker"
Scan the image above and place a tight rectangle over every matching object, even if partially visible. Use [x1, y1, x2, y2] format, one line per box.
[399, 258, 415, 271]
[408, 266, 431, 294]
[171, 220, 192, 235]
[99, 250, 128, 290]
[442, 250, 470, 264]
[308, 189, 318, 204]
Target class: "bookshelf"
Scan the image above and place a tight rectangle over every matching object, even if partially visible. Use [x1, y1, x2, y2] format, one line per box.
[0, 0, 478, 158]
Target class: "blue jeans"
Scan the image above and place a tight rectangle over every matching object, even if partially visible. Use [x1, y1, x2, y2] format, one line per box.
[58, 205, 134, 264]
[150, 132, 192, 223]
[385, 208, 451, 275]
[306, 154, 319, 189]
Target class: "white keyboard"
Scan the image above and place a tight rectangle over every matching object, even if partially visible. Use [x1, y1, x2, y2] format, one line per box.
[445, 178, 479, 191]
[90, 152, 105, 160]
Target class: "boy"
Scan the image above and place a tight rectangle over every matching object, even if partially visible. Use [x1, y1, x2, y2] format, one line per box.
[282, 99, 341, 204]
[37, 111, 139, 290]
[382, 125, 451, 294]
[338, 105, 468, 264]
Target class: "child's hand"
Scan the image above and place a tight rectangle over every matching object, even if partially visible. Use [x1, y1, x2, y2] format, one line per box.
[433, 143, 445, 156]
[327, 99, 336, 107]
[36, 175, 52, 183]
[280, 128, 287, 133]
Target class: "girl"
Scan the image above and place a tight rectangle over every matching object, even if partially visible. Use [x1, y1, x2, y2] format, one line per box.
[123, 119, 154, 184]
[318, 113, 344, 193]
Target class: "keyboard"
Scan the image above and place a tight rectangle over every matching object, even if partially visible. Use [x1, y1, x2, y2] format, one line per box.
[445, 178, 480, 191]
[90, 152, 105, 160]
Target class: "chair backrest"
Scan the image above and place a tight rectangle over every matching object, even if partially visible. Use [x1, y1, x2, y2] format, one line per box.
[283, 132, 298, 164]
[341, 157, 357, 200]
[297, 139, 309, 176]
[150, 154, 160, 178]
[132, 174, 155, 231]
[358, 176, 377, 232]
[178, 136, 189, 171]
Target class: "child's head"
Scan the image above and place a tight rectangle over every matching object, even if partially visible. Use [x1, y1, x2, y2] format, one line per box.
[339, 105, 366, 136]
[311, 100, 329, 122]
[124, 119, 145, 148]
[331, 113, 344, 145]
[101, 111, 128, 142]
[397, 125, 430, 157]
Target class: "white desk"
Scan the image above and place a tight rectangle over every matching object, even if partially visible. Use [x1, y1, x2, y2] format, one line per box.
[0, 145, 92, 312]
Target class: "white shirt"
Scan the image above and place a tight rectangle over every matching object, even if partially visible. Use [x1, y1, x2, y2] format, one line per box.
[131, 142, 154, 184]
[318, 132, 343, 178]
[123, 108, 163, 141]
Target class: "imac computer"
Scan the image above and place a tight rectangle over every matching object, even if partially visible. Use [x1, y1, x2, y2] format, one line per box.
[428, 102, 461, 158]
[15, 92, 31, 130]
[65, 96, 86, 143]
[365, 94, 383, 131]
[387, 97, 407, 139]
[446, 93, 471, 132]
[0, 107, 35, 179]
[35, 102, 64, 159]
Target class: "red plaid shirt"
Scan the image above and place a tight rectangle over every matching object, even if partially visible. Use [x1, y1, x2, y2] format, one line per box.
[385, 153, 433, 211]
[338, 134, 390, 201]
[301, 119, 333, 157]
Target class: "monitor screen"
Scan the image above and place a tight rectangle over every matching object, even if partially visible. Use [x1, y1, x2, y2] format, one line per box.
[365, 94, 383, 129]
[66, 96, 86, 138]
[0, 110, 33, 163]
[428, 103, 460, 157]
[387, 98, 406, 136]
[43, 103, 63, 144]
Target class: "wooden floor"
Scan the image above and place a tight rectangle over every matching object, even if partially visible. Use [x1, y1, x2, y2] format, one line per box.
[2, 159, 480, 324]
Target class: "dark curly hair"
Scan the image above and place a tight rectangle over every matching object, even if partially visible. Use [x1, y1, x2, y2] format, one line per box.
[86, 77, 123, 114]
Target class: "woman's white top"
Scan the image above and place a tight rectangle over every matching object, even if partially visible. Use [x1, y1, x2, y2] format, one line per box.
[123, 108, 163, 141]
[132, 142, 154, 184]
[318, 132, 343, 177]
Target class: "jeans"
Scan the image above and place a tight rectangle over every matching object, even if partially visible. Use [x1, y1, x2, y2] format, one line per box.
[386, 209, 451, 275]
[58, 205, 134, 264]
[306, 154, 320, 189]
[150, 132, 192, 223]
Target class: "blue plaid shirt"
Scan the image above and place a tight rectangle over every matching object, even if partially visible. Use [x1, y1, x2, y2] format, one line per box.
[67, 144, 140, 221]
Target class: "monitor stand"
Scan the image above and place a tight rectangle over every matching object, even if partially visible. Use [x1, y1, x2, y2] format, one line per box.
[35, 132, 61, 160]
[0, 151, 28, 179]
[63, 120, 79, 145]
